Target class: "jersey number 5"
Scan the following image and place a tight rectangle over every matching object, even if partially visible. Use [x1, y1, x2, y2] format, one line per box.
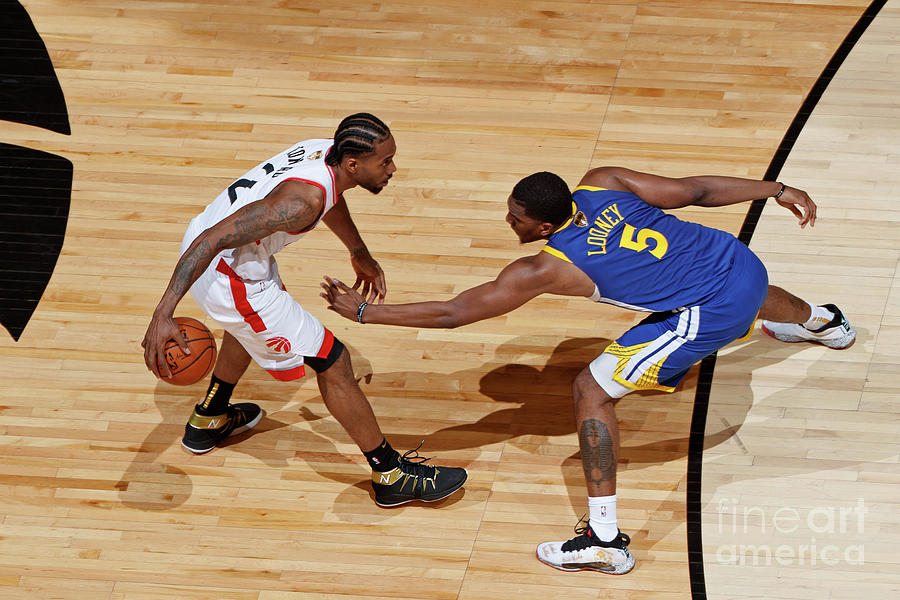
[619, 223, 668, 259]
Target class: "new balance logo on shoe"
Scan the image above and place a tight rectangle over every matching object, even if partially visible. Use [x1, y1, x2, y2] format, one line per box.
[371, 443, 467, 507]
[182, 403, 263, 454]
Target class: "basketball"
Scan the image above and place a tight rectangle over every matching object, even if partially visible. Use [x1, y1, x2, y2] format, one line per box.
[163, 317, 217, 386]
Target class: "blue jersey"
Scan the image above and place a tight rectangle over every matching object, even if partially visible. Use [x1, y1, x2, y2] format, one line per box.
[543, 186, 741, 312]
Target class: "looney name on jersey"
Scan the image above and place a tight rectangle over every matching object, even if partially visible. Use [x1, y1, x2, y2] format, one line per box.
[586, 203, 623, 255]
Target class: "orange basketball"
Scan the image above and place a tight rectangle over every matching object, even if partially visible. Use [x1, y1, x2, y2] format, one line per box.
[163, 317, 217, 386]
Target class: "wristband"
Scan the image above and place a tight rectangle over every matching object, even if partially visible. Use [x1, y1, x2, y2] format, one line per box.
[774, 183, 786, 199]
[356, 301, 368, 323]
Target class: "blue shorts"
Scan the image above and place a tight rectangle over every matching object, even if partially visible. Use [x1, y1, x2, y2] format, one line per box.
[589, 242, 768, 397]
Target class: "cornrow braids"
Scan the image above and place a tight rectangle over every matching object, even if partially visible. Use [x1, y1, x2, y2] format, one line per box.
[325, 113, 391, 166]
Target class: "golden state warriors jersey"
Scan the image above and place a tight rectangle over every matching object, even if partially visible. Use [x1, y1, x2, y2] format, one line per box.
[543, 186, 740, 312]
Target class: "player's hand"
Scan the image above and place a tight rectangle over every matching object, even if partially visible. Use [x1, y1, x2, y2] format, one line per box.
[775, 185, 817, 228]
[321, 276, 367, 321]
[348, 248, 386, 303]
[141, 311, 189, 379]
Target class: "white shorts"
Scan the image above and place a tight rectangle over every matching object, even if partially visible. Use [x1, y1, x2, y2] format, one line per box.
[188, 256, 334, 381]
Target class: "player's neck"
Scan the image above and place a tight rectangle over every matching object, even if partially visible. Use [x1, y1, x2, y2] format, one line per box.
[331, 165, 357, 196]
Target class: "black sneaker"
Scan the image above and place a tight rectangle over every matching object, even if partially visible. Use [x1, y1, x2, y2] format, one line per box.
[536, 518, 635, 574]
[371, 443, 467, 507]
[181, 403, 263, 454]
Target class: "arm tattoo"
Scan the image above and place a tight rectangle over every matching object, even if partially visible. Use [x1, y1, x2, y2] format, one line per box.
[167, 193, 318, 297]
[227, 195, 317, 244]
[579, 419, 616, 486]
[169, 238, 213, 297]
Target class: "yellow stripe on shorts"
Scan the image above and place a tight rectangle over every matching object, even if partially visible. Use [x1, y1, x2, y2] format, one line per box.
[604, 341, 677, 393]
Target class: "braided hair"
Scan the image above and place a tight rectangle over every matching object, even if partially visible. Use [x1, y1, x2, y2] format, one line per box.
[325, 113, 391, 166]
[511, 171, 573, 227]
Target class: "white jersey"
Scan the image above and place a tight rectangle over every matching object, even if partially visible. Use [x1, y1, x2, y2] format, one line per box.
[183, 138, 338, 282]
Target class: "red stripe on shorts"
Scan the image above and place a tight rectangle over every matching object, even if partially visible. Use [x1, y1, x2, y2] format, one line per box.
[317, 328, 335, 359]
[216, 258, 266, 333]
[266, 366, 305, 381]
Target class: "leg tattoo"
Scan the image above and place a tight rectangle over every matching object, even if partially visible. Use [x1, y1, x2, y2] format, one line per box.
[580, 419, 615, 487]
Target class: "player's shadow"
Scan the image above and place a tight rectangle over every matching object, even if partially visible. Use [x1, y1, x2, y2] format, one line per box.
[114, 380, 290, 510]
[116, 327, 847, 528]
[379, 335, 754, 463]
[323, 332, 852, 542]
[115, 346, 376, 511]
[322, 335, 730, 519]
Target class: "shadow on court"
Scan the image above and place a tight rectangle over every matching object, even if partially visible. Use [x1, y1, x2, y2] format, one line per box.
[116, 328, 835, 545]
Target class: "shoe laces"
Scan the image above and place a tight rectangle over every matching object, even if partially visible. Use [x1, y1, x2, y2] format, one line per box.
[397, 440, 438, 478]
[228, 404, 249, 427]
[562, 515, 630, 551]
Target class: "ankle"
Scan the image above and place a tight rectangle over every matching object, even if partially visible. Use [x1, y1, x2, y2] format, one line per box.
[364, 438, 400, 472]
[803, 303, 835, 330]
[588, 494, 618, 542]
[195, 375, 235, 416]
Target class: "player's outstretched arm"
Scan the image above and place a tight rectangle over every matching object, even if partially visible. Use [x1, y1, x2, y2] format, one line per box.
[142, 181, 323, 379]
[582, 167, 816, 228]
[322, 194, 386, 304]
[321, 255, 556, 329]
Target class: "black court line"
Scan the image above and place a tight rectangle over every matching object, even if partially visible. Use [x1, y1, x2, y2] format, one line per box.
[686, 1, 889, 598]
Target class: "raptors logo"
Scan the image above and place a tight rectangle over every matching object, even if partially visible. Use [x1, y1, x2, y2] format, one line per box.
[0, 2, 73, 341]
[266, 336, 292, 353]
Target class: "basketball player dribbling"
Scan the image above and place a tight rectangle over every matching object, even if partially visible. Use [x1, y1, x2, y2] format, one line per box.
[142, 113, 467, 508]
[322, 166, 856, 572]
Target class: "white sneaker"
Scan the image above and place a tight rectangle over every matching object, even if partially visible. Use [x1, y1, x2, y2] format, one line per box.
[760, 303, 856, 349]
[536, 520, 635, 574]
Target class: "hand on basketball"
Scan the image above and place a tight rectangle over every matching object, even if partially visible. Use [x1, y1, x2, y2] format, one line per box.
[321, 276, 367, 321]
[348, 249, 386, 303]
[775, 185, 817, 228]
[142, 312, 190, 379]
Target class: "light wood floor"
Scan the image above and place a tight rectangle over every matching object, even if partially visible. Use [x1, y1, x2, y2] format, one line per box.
[703, 3, 900, 598]
[1, 1, 896, 598]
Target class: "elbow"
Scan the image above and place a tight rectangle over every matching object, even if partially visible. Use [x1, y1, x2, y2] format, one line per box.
[435, 305, 468, 329]
[687, 179, 716, 207]
[186, 230, 220, 260]
[692, 190, 715, 207]
[693, 187, 709, 206]
[437, 314, 465, 329]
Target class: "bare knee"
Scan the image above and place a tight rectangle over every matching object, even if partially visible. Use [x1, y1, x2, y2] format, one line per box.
[573, 367, 615, 410]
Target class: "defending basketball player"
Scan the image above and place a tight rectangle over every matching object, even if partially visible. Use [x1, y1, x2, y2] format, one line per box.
[321, 166, 856, 572]
[141, 113, 467, 507]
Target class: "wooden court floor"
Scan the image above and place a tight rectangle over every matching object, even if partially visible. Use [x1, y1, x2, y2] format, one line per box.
[1, 1, 897, 598]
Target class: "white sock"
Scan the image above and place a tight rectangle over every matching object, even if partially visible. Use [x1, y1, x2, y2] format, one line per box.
[803, 302, 834, 330]
[588, 494, 618, 542]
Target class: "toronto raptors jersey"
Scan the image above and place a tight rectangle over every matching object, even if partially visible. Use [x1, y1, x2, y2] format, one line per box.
[183, 138, 338, 282]
[542, 185, 741, 312]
